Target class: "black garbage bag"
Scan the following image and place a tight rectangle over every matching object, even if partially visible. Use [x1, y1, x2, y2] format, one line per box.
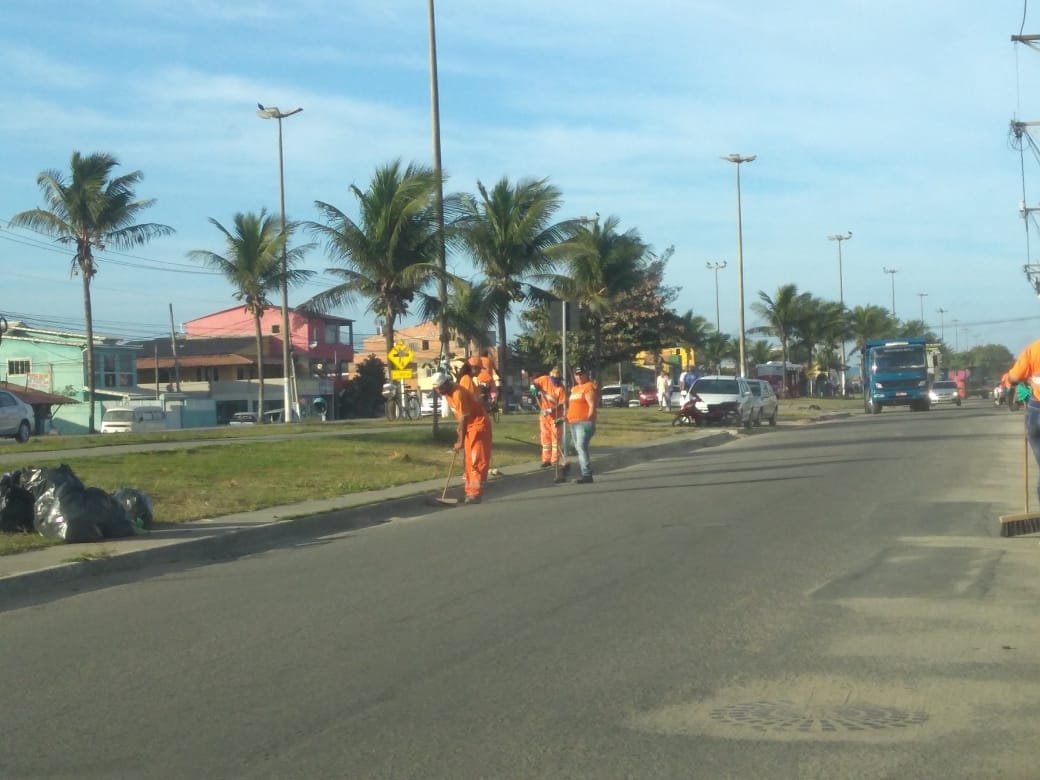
[24, 465, 102, 543]
[86, 487, 137, 539]
[0, 472, 35, 533]
[111, 487, 155, 531]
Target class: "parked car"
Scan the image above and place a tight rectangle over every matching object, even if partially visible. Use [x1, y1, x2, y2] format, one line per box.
[229, 412, 258, 425]
[688, 375, 755, 429]
[100, 406, 167, 434]
[598, 384, 628, 408]
[638, 386, 658, 407]
[748, 379, 779, 426]
[420, 390, 454, 418]
[0, 389, 34, 443]
[929, 380, 962, 407]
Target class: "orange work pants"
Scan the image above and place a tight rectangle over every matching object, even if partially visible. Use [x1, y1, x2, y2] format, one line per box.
[464, 418, 492, 498]
[539, 412, 561, 464]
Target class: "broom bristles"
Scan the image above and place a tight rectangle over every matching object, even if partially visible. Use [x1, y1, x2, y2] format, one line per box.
[999, 513, 1040, 537]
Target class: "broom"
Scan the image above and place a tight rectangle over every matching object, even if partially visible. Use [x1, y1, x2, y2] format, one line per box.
[429, 450, 460, 506]
[999, 426, 1040, 536]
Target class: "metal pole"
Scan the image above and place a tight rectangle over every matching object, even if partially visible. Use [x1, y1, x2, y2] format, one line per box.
[257, 104, 303, 424]
[917, 292, 928, 323]
[706, 261, 726, 332]
[937, 307, 947, 342]
[827, 232, 852, 395]
[428, 0, 449, 413]
[883, 267, 899, 318]
[722, 154, 756, 378]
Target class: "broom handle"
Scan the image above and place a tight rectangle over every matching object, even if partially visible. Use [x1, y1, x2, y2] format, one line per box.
[1026, 427, 1030, 514]
[442, 449, 459, 499]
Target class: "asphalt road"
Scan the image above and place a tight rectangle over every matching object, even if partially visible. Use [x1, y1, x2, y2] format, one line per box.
[3, 400, 1038, 779]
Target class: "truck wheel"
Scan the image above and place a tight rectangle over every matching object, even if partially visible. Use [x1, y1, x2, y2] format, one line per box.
[870, 400, 881, 415]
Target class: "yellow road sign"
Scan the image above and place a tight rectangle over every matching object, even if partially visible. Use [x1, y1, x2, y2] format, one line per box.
[390, 369, 414, 380]
[387, 342, 415, 370]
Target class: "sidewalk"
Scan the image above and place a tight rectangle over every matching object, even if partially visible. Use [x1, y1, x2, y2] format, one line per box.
[0, 427, 738, 600]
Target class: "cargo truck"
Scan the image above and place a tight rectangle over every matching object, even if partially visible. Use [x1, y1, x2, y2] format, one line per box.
[861, 337, 934, 414]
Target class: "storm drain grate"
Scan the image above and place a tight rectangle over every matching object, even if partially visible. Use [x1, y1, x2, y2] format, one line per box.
[709, 700, 928, 733]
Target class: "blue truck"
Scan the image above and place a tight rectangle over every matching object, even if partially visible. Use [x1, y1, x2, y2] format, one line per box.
[861, 337, 935, 414]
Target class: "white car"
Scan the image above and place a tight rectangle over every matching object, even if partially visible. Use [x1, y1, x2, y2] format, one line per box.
[0, 389, 34, 443]
[747, 379, 779, 426]
[688, 375, 755, 429]
[420, 391, 453, 418]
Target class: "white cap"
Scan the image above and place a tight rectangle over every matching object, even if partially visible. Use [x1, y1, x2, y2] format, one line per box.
[431, 371, 452, 389]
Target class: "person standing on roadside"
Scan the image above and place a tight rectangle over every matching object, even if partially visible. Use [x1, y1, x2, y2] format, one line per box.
[1007, 341, 1040, 501]
[432, 371, 492, 505]
[531, 366, 568, 473]
[566, 366, 598, 484]
[656, 368, 671, 412]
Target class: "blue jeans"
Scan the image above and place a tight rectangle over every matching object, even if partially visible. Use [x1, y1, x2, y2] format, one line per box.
[570, 420, 595, 477]
[1027, 401, 1040, 503]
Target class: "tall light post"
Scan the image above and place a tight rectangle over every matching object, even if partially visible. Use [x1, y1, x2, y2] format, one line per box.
[257, 103, 303, 424]
[427, 0, 448, 433]
[917, 292, 928, 323]
[953, 318, 960, 351]
[827, 231, 852, 395]
[882, 266, 899, 317]
[936, 307, 947, 342]
[706, 260, 727, 332]
[722, 153, 756, 377]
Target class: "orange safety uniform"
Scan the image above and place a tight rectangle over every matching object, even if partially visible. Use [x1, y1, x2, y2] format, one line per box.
[442, 383, 492, 499]
[566, 379, 598, 425]
[532, 373, 567, 465]
[1008, 342, 1040, 403]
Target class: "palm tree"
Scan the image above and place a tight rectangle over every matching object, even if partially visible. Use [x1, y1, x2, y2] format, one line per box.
[187, 210, 313, 418]
[453, 176, 571, 386]
[675, 309, 715, 358]
[700, 332, 733, 374]
[433, 278, 497, 357]
[304, 160, 443, 357]
[10, 151, 174, 432]
[750, 284, 805, 395]
[544, 215, 651, 375]
[847, 304, 897, 356]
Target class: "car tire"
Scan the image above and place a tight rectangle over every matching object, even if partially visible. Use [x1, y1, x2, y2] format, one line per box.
[15, 420, 31, 443]
[742, 413, 752, 430]
[768, 408, 778, 426]
[753, 410, 762, 427]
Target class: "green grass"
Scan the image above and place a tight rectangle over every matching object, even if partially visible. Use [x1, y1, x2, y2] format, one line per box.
[0, 401, 857, 555]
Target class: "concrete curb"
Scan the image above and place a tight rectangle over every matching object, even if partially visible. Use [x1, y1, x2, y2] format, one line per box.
[0, 428, 736, 600]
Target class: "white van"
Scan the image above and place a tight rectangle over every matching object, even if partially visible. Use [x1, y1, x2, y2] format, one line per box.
[100, 406, 167, 434]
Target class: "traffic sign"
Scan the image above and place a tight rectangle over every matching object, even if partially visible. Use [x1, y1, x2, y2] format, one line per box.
[387, 342, 415, 370]
[390, 369, 414, 380]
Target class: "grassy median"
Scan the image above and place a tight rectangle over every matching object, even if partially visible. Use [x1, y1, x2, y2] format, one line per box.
[0, 398, 859, 555]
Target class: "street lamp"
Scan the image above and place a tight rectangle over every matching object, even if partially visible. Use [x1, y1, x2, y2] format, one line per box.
[827, 231, 852, 395]
[257, 103, 303, 424]
[882, 266, 899, 317]
[706, 260, 727, 332]
[722, 153, 756, 377]
[936, 307, 947, 342]
[917, 292, 928, 323]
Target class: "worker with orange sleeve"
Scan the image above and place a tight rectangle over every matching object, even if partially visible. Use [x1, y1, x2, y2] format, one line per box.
[531, 366, 568, 472]
[565, 365, 598, 484]
[432, 370, 492, 505]
[474, 350, 498, 413]
[1007, 341, 1040, 502]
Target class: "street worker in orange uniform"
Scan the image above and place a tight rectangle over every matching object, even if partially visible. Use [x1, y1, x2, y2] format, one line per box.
[531, 366, 568, 474]
[566, 365, 598, 484]
[472, 351, 498, 413]
[1007, 341, 1040, 502]
[432, 371, 492, 504]
[454, 359, 477, 393]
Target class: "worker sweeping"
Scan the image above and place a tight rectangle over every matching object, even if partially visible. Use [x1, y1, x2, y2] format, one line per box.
[432, 371, 492, 505]
[530, 366, 569, 477]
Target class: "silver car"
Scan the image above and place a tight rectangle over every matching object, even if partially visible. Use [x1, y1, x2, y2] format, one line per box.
[929, 380, 962, 407]
[748, 379, 779, 426]
[689, 375, 755, 429]
[0, 389, 34, 443]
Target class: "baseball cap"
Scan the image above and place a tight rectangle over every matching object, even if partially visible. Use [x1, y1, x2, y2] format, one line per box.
[431, 371, 453, 389]
[572, 366, 586, 375]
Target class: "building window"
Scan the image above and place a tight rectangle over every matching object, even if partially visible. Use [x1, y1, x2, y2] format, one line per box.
[421, 340, 430, 351]
[7, 359, 30, 376]
[271, 324, 281, 334]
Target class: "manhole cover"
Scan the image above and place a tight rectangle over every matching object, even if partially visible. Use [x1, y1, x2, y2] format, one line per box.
[710, 700, 928, 733]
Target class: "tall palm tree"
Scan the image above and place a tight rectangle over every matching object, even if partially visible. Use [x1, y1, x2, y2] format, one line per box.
[187, 210, 313, 418]
[453, 176, 571, 386]
[544, 215, 650, 375]
[432, 278, 497, 357]
[10, 151, 174, 432]
[750, 284, 805, 395]
[700, 332, 733, 374]
[847, 304, 897, 356]
[304, 160, 443, 357]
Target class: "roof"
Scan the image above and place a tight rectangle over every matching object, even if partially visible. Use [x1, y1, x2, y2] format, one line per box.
[0, 381, 79, 406]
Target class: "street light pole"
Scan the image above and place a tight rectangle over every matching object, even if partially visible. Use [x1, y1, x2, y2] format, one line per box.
[257, 103, 303, 424]
[936, 307, 947, 342]
[827, 231, 852, 396]
[427, 0, 448, 433]
[917, 292, 928, 324]
[953, 318, 960, 351]
[722, 153, 756, 378]
[883, 266, 899, 318]
[705, 260, 727, 332]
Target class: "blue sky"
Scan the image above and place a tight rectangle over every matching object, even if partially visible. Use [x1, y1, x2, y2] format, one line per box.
[2, 1, 1039, 358]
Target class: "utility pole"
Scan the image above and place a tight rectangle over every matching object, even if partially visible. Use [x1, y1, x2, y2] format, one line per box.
[917, 292, 928, 324]
[936, 307, 948, 342]
[827, 231, 852, 396]
[706, 261, 727, 332]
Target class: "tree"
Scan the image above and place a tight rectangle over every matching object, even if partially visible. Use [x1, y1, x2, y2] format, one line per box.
[750, 284, 805, 394]
[305, 160, 444, 357]
[436, 278, 497, 358]
[187, 210, 313, 418]
[847, 305, 898, 356]
[10, 152, 174, 432]
[454, 176, 571, 386]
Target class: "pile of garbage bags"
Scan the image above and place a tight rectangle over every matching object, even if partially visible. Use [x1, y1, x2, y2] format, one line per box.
[0, 465, 154, 543]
